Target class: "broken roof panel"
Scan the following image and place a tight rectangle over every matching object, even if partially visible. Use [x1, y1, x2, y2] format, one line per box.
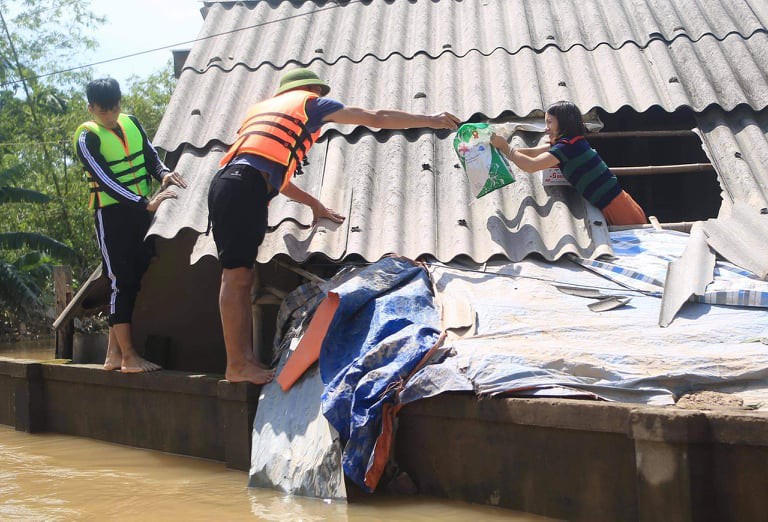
[191, 0, 767, 73]
[155, 33, 768, 152]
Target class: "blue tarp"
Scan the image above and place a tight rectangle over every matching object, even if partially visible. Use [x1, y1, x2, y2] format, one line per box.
[319, 257, 441, 492]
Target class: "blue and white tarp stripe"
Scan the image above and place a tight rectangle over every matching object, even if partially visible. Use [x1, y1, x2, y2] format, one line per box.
[572, 229, 768, 308]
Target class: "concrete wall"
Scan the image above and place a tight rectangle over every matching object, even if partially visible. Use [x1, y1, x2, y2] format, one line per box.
[132, 230, 227, 373]
[397, 394, 768, 522]
[0, 360, 260, 471]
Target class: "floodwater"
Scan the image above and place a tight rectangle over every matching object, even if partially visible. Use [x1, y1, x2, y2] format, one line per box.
[0, 337, 55, 361]
[0, 341, 556, 521]
[0, 427, 554, 522]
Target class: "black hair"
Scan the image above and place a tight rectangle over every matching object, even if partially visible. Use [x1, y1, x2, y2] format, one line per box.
[546, 100, 586, 139]
[86, 78, 121, 109]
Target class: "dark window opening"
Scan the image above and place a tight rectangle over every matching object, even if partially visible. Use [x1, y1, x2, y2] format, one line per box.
[593, 107, 721, 223]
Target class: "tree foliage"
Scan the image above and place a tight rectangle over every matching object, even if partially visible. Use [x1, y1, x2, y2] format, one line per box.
[0, 166, 76, 320]
[0, 0, 176, 326]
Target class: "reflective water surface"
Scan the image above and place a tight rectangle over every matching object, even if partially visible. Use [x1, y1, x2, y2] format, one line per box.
[0, 338, 56, 361]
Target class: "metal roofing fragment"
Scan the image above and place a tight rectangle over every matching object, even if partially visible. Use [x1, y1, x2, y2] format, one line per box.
[659, 223, 716, 327]
[702, 202, 768, 280]
[588, 296, 632, 313]
[694, 108, 768, 212]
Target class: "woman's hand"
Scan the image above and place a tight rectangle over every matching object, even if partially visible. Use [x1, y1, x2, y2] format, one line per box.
[490, 133, 511, 156]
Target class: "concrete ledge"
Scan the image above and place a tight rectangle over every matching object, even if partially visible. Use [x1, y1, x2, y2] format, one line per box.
[402, 393, 768, 446]
[0, 358, 262, 470]
[41, 363, 221, 396]
[403, 393, 631, 433]
[0, 358, 43, 379]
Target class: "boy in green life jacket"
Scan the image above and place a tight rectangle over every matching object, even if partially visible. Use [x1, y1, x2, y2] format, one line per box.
[74, 78, 187, 373]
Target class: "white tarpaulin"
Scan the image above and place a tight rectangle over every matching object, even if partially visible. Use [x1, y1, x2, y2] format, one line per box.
[402, 230, 768, 409]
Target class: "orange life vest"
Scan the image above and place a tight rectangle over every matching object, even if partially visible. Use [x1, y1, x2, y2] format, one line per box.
[220, 90, 322, 191]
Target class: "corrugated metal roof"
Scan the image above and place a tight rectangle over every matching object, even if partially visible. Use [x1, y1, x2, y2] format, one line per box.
[189, 0, 767, 72]
[155, 32, 768, 151]
[150, 0, 768, 266]
[151, 129, 613, 263]
[694, 107, 768, 212]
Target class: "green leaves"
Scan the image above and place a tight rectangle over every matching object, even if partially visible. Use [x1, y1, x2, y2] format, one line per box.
[0, 232, 75, 262]
[0, 260, 43, 318]
[0, 155, 76, 321]
[0, 186, 51, 204]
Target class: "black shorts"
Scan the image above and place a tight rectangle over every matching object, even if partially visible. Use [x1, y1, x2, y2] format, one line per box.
[207, 164, 271, 269]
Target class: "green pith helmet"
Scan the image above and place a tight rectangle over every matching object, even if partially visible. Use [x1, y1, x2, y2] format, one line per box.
[274, 68, 331, 96]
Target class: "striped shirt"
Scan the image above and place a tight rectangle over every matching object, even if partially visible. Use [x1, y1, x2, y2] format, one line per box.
[549, 136, 621, 209]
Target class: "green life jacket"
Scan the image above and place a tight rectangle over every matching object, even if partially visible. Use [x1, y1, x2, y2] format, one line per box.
[73, 113, 151, 209]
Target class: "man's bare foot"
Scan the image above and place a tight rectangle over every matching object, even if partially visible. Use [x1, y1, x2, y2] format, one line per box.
[225, 361, 276, 385]
[121, 355, 162, 373]
[243, 351, 271, 370]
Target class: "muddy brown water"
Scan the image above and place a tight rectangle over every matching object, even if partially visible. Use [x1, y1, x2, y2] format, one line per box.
[0, 337, 56, 361]
[0, 341, 555, 521]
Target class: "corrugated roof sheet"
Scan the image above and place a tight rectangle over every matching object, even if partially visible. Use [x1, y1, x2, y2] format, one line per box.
[190, 0, 767, 72]
[152, 129, 612, 263]
[694, 107, 768, 212]
[150, 0, 768, 265]
[155, 32, 768, 151]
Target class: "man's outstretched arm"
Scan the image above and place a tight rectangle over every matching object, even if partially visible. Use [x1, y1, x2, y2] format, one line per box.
[324, 107, 460, 130]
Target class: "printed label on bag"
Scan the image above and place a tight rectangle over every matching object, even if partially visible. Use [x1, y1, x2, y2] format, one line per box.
[541, 167, 569, 186]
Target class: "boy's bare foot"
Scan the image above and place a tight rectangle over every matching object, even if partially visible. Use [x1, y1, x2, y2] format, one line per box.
[103, 346, 122, 371]
[225, 361, 276, 385]
[104, 355, 122, 371]
[121, 355, 162, 373]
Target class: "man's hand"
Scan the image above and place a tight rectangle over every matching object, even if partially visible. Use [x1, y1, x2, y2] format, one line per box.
[310, 202, 346, 226]
[146, 190, 177, 212]
[161, 171, 188, 190]
[430, 112, 461, 130]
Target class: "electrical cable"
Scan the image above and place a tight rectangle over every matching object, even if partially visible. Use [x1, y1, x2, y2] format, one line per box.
[0, 0, 362, 89]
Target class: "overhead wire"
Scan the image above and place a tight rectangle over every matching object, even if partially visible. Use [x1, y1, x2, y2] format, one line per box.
[0, 0, 362, 89]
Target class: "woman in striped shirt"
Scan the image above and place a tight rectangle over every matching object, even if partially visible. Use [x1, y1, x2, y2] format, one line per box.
[490, 101, 646, 226]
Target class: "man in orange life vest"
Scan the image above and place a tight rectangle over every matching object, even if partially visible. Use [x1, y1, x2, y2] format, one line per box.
[208, 68, 460, 385]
